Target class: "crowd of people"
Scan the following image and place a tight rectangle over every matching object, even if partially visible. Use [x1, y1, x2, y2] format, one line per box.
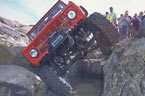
[106, 7, 145, 39]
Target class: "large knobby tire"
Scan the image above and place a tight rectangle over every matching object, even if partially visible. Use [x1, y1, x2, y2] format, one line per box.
[87, 12, 120, 45]
[98, 42, 112, 57]
[96, 31, 112, 57]
[80, 12, 119, 56]
[38, 65, 73, 96]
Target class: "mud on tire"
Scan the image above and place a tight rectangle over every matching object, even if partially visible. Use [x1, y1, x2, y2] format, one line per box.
[38, 65, 73, 96]
[87, 12, 120, 45]
[81, 12, 119, 56]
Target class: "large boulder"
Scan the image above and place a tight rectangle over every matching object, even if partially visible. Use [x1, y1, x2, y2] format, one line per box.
[0, 44, 32, 69]
[102, 37, 145, 96]
[0, 16, 31, 69]
[0, 65, 48, 96]
[0, 16, 22, 28]
[66, 50, 105, 96]
[71, 50, 105, 77]
[0, 16, 31, 34]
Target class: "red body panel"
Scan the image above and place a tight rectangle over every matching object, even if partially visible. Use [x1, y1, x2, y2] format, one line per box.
[22, 1, 86, 66]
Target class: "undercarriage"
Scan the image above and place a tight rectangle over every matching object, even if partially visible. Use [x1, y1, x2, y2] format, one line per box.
[40, 20, 98, 77]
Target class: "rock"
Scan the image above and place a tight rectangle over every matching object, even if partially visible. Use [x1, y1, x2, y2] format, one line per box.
[0, 16, 30, 46]
[0, 16, 22, 28]
[67, 50, 104, 81]
[0, 16, 31, 68]
[0, 65, 48, 96]
[102, 37, 145, 96]
[66, 50, 104, 96]
[15, 25, 32, 34]
[0, 26, 25, 38]
[0, 44, 31, 70]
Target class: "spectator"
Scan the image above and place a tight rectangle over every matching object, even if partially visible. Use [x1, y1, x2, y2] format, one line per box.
[129, 13, 140, 37]
[138, 11, 143, 21]
[139, 11, 145, 37]
[141, 10, 145, 21]
[132, 14, 140, 31]
[138, 11, 144, 36]
[119, 11, 131, 38]
[107, 7, 117, 26]
[105, 12, 109, 18]
[118, 14, 123, 36]
[118, 14, 123, 21]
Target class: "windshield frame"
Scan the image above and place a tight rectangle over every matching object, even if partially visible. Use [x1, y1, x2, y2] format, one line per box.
[27, 0, 66, 41]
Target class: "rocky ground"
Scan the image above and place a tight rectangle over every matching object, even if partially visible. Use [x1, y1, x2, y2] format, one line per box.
[102, 37, 145, 96]
[0, 17, 56, 96]
[0, 16, 145, 96]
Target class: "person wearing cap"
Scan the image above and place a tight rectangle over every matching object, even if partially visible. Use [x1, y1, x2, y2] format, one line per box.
[139, 11, 145, 37]
[137, 11, 144, 37]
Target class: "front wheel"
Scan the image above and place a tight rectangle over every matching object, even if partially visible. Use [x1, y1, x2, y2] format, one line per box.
[38, 65, 73, 96]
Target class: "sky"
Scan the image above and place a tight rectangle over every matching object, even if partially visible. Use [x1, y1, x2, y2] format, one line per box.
[0, 0, 145, 25]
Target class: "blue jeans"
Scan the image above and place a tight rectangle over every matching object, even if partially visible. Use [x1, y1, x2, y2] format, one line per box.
[120, 25, 128, 38]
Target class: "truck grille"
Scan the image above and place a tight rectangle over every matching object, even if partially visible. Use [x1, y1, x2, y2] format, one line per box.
[40, 36, 45, 42]
[59, 15, 65, 21]
[50, 26, 56, 32]
[33, 41, 39, 47]
[40, 47, 45, 54]
[55, 20, 61, 27]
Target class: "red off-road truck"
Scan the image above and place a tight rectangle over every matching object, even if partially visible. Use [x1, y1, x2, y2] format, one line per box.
[22, 0, 119, 96]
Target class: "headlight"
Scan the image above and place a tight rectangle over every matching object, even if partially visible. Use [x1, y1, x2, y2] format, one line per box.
[29, 49, 38, 58]
[67, 10, 77, 20]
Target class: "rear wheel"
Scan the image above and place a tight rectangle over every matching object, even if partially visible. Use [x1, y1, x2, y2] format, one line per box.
[37, 65, 73, 96]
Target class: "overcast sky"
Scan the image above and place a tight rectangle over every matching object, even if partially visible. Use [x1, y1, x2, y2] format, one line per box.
[0, 0, 145, 25]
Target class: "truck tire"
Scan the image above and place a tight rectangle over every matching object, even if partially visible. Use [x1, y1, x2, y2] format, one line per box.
[80, 12, 119, 56]
[98, 42, 112, 57]
[38, 65, 73, 96]
[86, 12, 120, 45]
[96, 32, 112, 57]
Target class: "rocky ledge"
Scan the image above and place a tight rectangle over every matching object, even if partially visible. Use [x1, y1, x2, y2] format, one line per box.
[102, 37, 145, 96]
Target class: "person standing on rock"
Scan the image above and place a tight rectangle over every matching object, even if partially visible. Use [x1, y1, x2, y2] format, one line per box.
[105, 12, 109, 18]
[142, 11, 145, 23]
[132, 14, 140, 31]
[139, 11, 145, 37]
[118, 14, 124, 37]
[129, 13, 140, 37]
[107, 7, 117, 26]
[118, 14, 123, 21]
[137, 11, 143, 37]
[119, 11, 131, 39]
